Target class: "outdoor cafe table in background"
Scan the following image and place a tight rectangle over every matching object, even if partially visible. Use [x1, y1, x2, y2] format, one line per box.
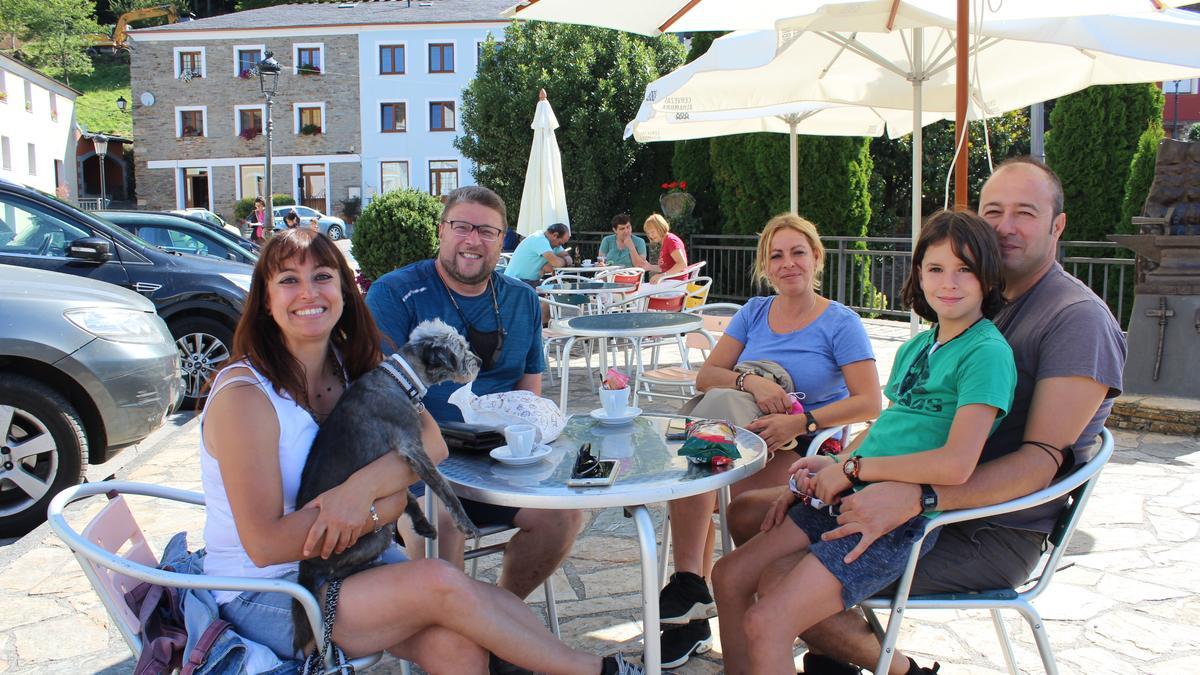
[437, 413, 769, 675]
[537, 281, 635, 313]
[551, 312, 706, 412]
[553, 263, 624, 276]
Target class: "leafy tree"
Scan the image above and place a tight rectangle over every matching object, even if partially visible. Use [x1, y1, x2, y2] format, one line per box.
[0, 0, 35, 52]
[352, 188, 442, 281]
[232, 193, 293, 222]
[20, 0, 103, 84]
[1120, 122, 1165, 233]
[666, 31, 724, 234]
[1045, 83, 1164, 241]
[457, 21, 686, 232]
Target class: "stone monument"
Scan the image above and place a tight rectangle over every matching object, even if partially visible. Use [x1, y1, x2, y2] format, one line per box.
[1109, 139, 1200, 398]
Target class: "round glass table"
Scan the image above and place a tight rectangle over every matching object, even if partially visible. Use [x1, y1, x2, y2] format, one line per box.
[437, 413, 768, 674]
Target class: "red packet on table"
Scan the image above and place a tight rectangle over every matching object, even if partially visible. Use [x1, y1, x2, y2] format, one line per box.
[678, 419, 742, 465]
[602, 368, 630, 390]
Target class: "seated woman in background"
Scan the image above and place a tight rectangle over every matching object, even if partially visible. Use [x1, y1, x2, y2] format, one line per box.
[624, 213, 688, 282]
[200, 228, 643, 675]
[655, 213, 882, 669]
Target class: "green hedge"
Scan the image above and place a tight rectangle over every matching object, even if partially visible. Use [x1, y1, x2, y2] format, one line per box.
[352, 189, 442, 280]
[232, 193, 294, 222]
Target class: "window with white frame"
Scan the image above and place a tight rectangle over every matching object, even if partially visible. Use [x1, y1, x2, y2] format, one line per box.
[379, 44, 406, 75]
[295, 102, 325, 135]
[235, 104, 264, 139]
[380, 161, 409, 193]
[1, 136, 11, 170]
[429, 160, 458, 196]
[380, 102, 406, 133]
[176, 106, 207, 137]
[49, 93, 57, 122]
[0, 70, 7, 104]
[235, 45, 265, 78]
[24, 81, 32, 113]
[27, 143, 36, 176]
[174, 47, 206, 79]
[239, 164, 264, 199]
[294, 43, 324, 75]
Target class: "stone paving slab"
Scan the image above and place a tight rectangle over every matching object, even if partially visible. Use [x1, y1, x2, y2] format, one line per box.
[2, 319, 1198, 674]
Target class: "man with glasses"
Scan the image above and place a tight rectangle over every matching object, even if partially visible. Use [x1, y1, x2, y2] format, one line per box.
[726, 158, 1126, 675]
[504, 222, 572, 285]
[366, 186, 583, 608]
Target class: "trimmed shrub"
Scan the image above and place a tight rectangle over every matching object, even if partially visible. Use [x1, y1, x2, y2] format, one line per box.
[352, 189, 443, 280]
[1120, 122, 1165, 233]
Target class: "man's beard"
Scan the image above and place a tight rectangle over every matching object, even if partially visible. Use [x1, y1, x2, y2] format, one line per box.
[441, 251, 493, 286]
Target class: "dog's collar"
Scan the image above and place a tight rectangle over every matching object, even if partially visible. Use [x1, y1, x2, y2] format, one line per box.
[379, 353, 427, 412]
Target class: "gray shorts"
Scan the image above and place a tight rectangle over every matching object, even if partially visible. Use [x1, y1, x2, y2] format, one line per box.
[788, 502, 939, 609]
[879, 520, 1046, 596]
[219, 543, 408, 662]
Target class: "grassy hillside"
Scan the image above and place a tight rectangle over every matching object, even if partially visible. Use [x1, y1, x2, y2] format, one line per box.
[74, 59, 132, 137]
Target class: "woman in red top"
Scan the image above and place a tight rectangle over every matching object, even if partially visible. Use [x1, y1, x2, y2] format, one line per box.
[625, 213, 688, 282]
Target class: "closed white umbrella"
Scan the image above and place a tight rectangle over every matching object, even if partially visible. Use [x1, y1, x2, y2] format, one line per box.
[515, 89, 570, 237]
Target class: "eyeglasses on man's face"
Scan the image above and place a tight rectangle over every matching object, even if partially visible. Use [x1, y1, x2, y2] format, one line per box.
[444, 220, 503, 242]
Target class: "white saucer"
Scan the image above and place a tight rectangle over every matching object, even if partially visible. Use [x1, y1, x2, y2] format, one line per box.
[489, 444, 553, 466]
[589, 407, 643, 426]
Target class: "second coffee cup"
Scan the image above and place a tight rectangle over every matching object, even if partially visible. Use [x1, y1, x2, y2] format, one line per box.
[504, 423, 537, 457]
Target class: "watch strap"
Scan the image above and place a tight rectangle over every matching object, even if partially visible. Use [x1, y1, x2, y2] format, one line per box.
[804, 410, 819, 434]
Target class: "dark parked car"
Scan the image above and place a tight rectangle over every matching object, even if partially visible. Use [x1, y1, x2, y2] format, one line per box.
[103, 211, 258, 265]
[0, 178, 251, 406]
[0, 264, 180, 536]
[167, 211, 262, 255]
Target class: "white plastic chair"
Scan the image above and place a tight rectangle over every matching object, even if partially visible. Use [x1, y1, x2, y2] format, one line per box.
[858, 428, 1116, 675]
[637, 302, 741, 402]
[47, 481, 392, 675]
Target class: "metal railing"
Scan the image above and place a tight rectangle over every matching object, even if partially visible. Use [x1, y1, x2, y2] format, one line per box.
[568, 231, 1136, 328]
[77, 198, 110, 211]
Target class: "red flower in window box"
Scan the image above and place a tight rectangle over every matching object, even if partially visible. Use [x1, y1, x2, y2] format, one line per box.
[298, 64, 321, 76]
[238, 69, 254, 79]
[181, 126, 200, 137]
[240, 127, 259, 140]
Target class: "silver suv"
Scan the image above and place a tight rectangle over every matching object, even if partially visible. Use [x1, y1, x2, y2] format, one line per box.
[0, 264, 181, 536]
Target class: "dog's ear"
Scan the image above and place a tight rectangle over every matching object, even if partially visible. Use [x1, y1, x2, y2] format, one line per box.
[421, 340, 457, 374]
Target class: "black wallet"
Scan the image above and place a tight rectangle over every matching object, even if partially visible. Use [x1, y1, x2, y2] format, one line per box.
[438, 420, 506, 453]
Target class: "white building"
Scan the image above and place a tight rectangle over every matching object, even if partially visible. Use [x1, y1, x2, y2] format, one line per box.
[127, 0, 510, 219]
[0, 54, 79, 201]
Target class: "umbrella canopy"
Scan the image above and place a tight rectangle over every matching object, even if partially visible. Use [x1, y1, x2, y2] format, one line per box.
[506, 0, 1194, 35]
[624, 100, 953, 212]
[515, 90, 570, 237]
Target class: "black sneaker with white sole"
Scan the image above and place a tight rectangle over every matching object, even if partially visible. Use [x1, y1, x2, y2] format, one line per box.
[659, 571, 716, 624]
[660, 619, 713, 669]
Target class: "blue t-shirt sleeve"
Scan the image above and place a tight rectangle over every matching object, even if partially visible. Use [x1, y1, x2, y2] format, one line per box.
[955, 337, 1016, 416]
[524, 291, 545, 374]
[365, 277, 415, 355]
[599, 236, 614, 258]
[830, 308, 876, 366]
[725, 297, 763, 345]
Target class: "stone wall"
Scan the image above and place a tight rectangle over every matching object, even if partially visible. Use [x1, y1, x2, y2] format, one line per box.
[131, 35, 361, 221]
[1108, 395, 1200, 436]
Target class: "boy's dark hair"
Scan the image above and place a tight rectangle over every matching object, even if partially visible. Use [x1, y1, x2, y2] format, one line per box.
[901, 209, 1006, 323]
[611, 213, 631, 228]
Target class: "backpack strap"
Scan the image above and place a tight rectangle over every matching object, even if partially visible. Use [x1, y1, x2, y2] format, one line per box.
[180, 618, 233, 675]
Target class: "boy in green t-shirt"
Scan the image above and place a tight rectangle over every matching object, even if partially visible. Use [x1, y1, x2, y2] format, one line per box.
[711, 211, 1016, 674]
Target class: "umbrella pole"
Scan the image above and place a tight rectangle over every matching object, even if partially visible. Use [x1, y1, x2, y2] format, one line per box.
[909, 28, 924, 337]
[954, 0, 970, 209]
[789, 120, 799, 214]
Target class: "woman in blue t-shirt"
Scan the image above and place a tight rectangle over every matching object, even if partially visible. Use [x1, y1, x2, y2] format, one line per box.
[657, 214, 882, 667]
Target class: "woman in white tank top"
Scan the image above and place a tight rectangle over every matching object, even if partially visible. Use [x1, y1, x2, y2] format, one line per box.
[202, 226, 641, 674]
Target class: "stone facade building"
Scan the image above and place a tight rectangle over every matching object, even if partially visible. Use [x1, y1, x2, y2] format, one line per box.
[128, 0, 510, 222]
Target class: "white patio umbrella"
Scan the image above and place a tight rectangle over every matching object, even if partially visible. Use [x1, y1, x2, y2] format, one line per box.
[624, 100, 953, 212]
[506, 0, 1195, 36]
[515, 89, 570, 237]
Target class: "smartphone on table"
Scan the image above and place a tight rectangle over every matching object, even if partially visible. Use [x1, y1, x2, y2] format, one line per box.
[567, 443, 620, 487]
[666, 417, 690, 442]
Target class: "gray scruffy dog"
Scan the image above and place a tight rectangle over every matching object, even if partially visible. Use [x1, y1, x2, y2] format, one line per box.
[292, 318, 481, 652]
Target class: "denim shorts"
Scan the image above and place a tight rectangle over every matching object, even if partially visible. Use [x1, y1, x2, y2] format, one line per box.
[409, 482, 519, 528]
[787, 501, 939, 609]
[218, 543, 408, 662]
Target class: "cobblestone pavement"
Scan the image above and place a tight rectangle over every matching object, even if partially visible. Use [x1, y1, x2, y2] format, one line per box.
[1, 320, 1197, 674]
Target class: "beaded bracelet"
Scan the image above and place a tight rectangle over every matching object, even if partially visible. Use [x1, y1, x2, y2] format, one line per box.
[735, 371, 750, 392]
[369, 503, 382, 533]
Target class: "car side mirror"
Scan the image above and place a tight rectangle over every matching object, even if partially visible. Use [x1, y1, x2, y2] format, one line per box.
[227, 252, 238, 261]
[66, 237, 113, 262]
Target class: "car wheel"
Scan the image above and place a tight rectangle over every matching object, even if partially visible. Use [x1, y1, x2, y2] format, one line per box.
[0, 374, 87, 537]
[170, 316, 234, 408]
[326, 224, 344, 241]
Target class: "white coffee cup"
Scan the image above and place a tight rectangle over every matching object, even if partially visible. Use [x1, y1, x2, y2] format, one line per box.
[583, 259, 594, 267]
[504, 424, 537, 457]
[599, 386, 630, 417]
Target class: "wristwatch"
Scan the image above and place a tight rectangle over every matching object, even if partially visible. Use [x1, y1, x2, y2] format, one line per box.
[804, 411, 819, 434]
[842, 455, 863, 485]
[919, 484, 939, 513]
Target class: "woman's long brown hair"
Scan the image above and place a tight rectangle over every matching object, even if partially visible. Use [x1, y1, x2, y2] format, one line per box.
[229, 228, 383, 405]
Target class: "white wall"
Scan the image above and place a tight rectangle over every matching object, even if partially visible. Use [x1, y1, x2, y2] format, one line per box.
[357, 22, 504, 203]
[0, 57, 78, 201]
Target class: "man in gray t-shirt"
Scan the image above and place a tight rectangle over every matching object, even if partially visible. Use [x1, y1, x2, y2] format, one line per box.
[749, 158, 1127, 675]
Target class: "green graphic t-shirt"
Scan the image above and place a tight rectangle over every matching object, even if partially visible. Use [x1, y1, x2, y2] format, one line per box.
[857, 318, 1016, 469]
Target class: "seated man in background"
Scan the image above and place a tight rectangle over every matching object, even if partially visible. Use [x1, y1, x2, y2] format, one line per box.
[366, 186, 583, 606]
[504, 222, 572, 286]
[598, 213, 647, 269]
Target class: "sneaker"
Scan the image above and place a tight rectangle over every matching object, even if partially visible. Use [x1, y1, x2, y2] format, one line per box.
[601, 653, 645, 675]
[905, 657, 941, 675]
[659, 571, 716, 624]
[489, 652, 537, 675]
[801, 651, 862, 675]
[660, 619, 713, 669]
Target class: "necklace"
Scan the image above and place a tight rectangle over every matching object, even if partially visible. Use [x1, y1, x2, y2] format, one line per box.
[301, 349, 346, 422]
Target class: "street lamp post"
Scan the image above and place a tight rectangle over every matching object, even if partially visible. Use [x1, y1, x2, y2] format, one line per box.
[92, 134, 109, 210]
[256, 51, 282, 209]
